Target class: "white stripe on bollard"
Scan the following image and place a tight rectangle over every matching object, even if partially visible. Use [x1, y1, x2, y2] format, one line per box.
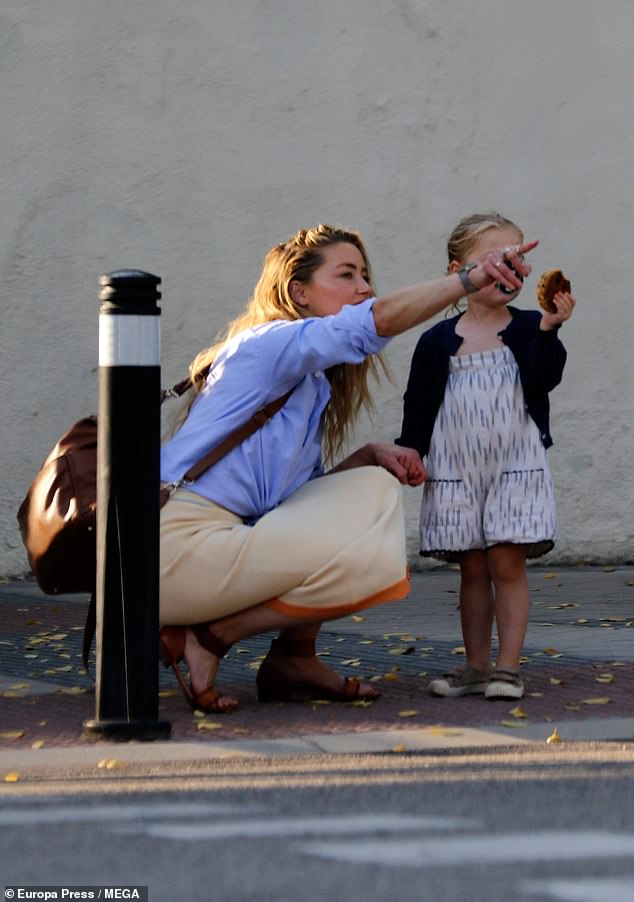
[99, 314, 160, 366]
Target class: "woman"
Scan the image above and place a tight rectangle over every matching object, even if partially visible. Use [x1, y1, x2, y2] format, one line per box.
[159, 224, 534, 712]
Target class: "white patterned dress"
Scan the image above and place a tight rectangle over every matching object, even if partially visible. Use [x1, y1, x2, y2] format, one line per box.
[419, 345, 556, 561]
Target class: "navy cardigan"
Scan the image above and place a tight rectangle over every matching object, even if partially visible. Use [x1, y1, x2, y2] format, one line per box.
[396, 307, 567, 457]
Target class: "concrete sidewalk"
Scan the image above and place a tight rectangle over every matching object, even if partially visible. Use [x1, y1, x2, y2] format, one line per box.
[1, 565, 633, 775]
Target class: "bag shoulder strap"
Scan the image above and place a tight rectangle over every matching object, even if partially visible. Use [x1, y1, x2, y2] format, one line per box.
[181, 389, 293, 483]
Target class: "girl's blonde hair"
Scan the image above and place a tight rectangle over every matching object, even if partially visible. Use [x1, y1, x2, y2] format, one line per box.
[188, 224, 388, 464]
[447, 212, 523, 268]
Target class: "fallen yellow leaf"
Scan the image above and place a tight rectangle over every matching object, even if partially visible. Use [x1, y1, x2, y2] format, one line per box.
[500, 720, 528, 728]
[3, 772, 20, 782]
[392, 744, 407, 753]
[0, 730, 25, 739]
[549, 678, 564, 685]
[546, 728, 562, 744]
[508, 706, 528, 719]
[398, 710, 419, 718]
[582, 697, 611, 706]
[595, 674, 615, 684]
[543, 648, 562, 656]
[31, 740, 45, 750]
[158, 689, 178, 697]
[350, 615, 365, 622]
[196, 720, 223, 730]
[383, 672, 400, 682]
[451, 646, 466, 655]
[97, 758, 126, 769]
[59, 686, 87, 695]
[425, 727, 463, 736]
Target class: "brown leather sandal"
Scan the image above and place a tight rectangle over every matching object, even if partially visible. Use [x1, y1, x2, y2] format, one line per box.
[256, 637, 381, 703]
[159, 625, 238, 714]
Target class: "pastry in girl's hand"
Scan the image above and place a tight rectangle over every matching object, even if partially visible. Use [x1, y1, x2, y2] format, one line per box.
[536, 269, 571, 313]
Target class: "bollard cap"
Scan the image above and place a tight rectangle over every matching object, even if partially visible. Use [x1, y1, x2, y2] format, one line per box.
[99, 270, 161, 314]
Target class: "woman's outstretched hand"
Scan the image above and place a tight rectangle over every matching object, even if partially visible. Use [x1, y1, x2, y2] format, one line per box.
[470, 240, 539, 293]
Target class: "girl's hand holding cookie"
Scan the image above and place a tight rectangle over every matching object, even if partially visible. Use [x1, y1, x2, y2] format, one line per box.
[537, 269, 576, 330]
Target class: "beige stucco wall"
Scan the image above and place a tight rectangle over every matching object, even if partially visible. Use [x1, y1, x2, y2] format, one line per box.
[2, 0, 633, 576]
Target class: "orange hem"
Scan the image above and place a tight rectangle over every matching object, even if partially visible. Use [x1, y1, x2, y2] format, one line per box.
[264, 574, 411, 621]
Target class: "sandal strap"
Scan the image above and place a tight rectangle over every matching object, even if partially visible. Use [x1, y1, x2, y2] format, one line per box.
[191, 624, 232, 659]
[342, 677, 361, 699]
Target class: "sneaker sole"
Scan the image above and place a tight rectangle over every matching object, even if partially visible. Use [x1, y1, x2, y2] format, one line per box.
[484, 682, 525, 700]
[429, 682, 489, 698]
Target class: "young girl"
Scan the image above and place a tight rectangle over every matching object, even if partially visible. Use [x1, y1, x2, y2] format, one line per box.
[397, 213, 576, 700]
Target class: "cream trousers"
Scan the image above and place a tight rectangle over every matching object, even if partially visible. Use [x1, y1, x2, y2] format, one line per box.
[159, 466, 410, 625]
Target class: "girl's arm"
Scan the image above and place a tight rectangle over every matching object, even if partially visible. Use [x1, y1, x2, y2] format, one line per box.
[527, 290, 576, 392]
[397, 330, 437, 455]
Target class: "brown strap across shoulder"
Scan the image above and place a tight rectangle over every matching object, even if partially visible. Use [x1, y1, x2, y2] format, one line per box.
[181, 389, 293, 483]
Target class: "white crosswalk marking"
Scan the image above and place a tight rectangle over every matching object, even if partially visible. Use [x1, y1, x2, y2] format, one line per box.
[298, 831, 634, 867]
[131, 814, 475, 841]
[4, 801, 633, 902]
[520, 877, 634, 901]
[0, 802, 260, 826]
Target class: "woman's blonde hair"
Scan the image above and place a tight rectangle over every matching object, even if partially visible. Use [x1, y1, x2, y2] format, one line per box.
[188, 224, 388, 464]
[447, 212, 523, 267]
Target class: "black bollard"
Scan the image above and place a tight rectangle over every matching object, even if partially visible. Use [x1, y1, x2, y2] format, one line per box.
[84, 270, 171, 740]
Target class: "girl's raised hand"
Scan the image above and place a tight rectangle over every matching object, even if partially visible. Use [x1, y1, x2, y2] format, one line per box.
[540, 291, 576, 330]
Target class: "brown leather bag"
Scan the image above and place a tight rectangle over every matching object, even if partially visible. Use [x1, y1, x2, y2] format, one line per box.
[17, 385, 292, 598]
[17, 416, 98, 595]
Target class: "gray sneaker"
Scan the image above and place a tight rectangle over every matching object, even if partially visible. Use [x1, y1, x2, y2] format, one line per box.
[428, 664, 491, 697]
[485, 669, 525, 700]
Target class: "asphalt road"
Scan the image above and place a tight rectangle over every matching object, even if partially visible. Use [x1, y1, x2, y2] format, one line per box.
[2, 744, 634, 902]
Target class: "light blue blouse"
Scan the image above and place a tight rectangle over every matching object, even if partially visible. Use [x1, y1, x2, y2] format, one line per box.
[160, 298, 390, 520]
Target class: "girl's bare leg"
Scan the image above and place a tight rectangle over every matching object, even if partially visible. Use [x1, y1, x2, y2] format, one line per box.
[459, 550, 495, 671]
[486, 543, 529, 671]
